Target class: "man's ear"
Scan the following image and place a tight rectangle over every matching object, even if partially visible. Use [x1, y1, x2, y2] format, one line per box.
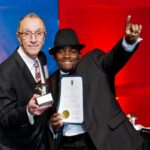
[16, 33, 21, 43]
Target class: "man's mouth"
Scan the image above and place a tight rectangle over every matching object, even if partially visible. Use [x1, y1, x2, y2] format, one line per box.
[28, 44, 39, 48]
[62, 61, 72, 64]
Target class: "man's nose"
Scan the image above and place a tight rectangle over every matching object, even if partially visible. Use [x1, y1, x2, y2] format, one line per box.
[30, 34, 37, 42]
[64, 50, 71, 58]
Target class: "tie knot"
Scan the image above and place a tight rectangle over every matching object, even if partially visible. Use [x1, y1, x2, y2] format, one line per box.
[34, 59, 39, 68]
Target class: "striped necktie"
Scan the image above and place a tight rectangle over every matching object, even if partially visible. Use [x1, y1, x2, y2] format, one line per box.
[34, 59, 41, 83]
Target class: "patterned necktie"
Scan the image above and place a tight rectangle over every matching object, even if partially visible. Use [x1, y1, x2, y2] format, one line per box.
[34, 59, 41, 83]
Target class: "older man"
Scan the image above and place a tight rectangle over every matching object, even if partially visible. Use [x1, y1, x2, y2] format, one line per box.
[0, 13, 52, 150]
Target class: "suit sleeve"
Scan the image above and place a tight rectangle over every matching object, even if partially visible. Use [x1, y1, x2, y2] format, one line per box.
[94, 38, 139, 75]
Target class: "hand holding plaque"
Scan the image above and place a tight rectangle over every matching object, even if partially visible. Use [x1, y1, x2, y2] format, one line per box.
[34, 83, 53, 106]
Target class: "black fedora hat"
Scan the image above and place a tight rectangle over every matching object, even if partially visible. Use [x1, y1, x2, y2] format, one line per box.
[49, 28, 85, 55]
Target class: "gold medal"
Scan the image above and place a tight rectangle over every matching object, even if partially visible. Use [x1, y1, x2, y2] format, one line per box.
[61, 110, 70, 119]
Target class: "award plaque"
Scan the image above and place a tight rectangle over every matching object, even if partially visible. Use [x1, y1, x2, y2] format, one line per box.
[34, 83, 53, 106]
[58, 76, 83, 123]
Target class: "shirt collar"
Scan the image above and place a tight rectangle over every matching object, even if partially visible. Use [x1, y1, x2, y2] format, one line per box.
[60, 70, 69, 75]
[17, 46, 37, 70]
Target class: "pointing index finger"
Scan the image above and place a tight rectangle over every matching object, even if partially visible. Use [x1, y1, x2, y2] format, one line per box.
[126, 15, 131, 27]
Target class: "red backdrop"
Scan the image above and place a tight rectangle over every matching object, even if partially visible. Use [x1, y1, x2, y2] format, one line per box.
[58, 0, 150, 126]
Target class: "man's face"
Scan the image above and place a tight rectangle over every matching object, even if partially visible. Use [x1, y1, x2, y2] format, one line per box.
[17, 17, 46, 60]
[55, 47, 80, 72]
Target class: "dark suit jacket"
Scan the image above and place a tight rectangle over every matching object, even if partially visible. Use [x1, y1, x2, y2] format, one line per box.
[0, 50, 51, 150]
[49, 39, 144, 150]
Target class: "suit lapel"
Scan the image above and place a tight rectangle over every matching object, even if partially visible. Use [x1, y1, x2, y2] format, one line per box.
[50, 70, 61, 110]
[14, 52, 36, 90]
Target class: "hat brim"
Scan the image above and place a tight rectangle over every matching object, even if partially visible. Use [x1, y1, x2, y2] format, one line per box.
[49, 44, 85, 55]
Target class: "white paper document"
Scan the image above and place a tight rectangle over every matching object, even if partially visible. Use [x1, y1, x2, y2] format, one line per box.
[58, 76, 83, 123]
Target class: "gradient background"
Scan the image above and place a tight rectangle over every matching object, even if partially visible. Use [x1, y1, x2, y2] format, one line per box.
[0, 0, 58, 74]
[0, 0, 150, 126]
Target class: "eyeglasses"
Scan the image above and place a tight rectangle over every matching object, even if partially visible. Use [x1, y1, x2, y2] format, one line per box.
[18, 31, 46, 39]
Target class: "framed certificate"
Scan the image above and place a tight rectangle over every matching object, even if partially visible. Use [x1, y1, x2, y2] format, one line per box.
[57, 75, 83, 123]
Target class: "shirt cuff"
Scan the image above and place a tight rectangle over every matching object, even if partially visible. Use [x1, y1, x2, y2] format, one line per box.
[26, 107, 34, 125]
[122, 37, 143, 52]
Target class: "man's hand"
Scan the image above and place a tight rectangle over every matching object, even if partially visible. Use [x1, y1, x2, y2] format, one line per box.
[27, 94, 52, 116]
[49, 113, 63, 132]
[125, 15, 142, 44]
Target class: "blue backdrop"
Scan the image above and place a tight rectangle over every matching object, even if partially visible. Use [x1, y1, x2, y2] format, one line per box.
[0, 0, 58, 74]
